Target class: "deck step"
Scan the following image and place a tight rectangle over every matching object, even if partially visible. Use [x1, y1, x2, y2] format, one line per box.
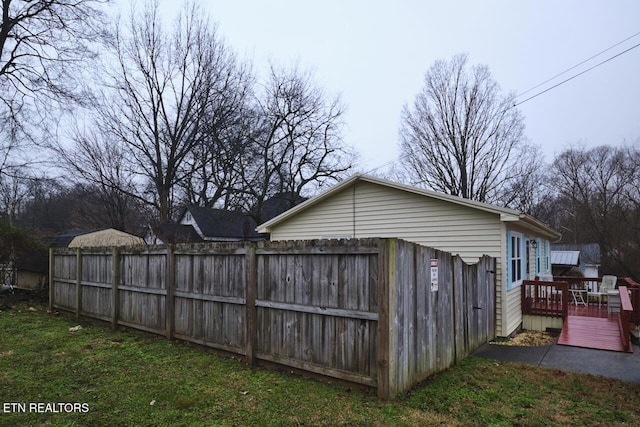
[558, 315, 630, 353]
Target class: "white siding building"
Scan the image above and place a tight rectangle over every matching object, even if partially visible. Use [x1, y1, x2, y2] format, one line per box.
[257, 174, 560, 337]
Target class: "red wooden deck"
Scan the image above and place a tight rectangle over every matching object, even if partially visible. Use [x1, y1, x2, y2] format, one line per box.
[557, 315, 625, 352]
[558, 301, 630, 352]
[567, 303, 610, 319]
[524, 279, 636, 353]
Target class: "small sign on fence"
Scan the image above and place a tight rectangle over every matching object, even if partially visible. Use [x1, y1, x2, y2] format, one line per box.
[430, 259, 438, 292]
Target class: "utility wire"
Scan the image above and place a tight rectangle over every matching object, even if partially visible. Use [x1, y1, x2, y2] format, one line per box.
[363, 153, 408, 175]
[367, 31, 640, 173]
[514, 40, 640, 106]
[515, 30, 640, 99]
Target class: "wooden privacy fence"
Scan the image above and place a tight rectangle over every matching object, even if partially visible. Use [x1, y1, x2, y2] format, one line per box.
[49, 238, 495, 399]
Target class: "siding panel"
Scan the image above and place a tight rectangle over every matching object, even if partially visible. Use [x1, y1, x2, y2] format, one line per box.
[269, 181, 513, 335]
[271, 181, 502, 263]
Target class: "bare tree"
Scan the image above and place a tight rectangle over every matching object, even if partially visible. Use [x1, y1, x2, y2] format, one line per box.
[53, 125, 144, 232]
[495, 143, 549, 215]
[399, 53, 525, 203]
[0, 0, 108, 174]
[91, 0, 248, 221]
[16, 175, 67, 233]
[238, 64, 354, 222]
[178, 59, 254, 210]
[54, 2, 352, 226]
[552, 144, 640, 277]
[0, 167, 30, 225]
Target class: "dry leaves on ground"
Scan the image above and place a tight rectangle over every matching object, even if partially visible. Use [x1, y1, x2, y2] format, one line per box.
[491, 330, 558, 346]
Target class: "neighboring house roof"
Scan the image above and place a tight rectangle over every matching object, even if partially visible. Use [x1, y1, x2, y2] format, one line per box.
[177, 194, 307, 242]
[180, 206, 261, 240]
[149, 223, 203, 244]
[552, 243, 601, 266]
[551, 250, 580, 267]
[257, 174, 560, 239]
[259, 192, 308, 222]
[68, 228, 145, 247]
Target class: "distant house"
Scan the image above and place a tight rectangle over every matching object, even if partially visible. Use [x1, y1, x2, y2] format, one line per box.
[146, 206, 265, 245]
[257, 174, 560, 337]
[177, 206, 261, 242]
[550, 250, 581, 276]
[14, 254, 48, 290]
[146, 194, 308, 245]
[145, 223, 204, 245]
[551, 243, 600, 277]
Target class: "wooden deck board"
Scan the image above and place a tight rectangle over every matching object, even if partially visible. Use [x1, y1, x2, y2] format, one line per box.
[567, 303, 610, 318]
[558, 315, 626, 352]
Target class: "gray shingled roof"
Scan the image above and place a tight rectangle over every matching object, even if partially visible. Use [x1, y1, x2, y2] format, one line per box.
[186, 206, 260, 240]
[551, 243, 600, 265]
[259, 192, 307, 222]
[153, 223, 203, 244]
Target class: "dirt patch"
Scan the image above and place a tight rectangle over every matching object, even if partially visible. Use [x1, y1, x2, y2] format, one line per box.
[491, 330, 558, 346]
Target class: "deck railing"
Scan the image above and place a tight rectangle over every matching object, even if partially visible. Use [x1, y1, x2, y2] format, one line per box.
[552, 276, 600, 293]
[617, 286, 633, 353]
[618, 278, 640, 325]
[522, 280, 569, 318]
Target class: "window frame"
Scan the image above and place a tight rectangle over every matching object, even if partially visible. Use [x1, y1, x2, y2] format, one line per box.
[544, 240, 551, 273]
[535, 238, 541, 276]
[507, 230, 525, 290]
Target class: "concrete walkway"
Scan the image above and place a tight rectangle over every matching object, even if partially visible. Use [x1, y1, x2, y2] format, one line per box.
[471, 341, 640, 384]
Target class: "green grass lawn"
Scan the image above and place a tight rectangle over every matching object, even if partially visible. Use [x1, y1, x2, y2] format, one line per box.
[1, 298, 640, 426]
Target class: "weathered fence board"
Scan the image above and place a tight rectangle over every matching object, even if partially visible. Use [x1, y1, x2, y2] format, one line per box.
[383, 241, 496, 395]
[50, 238, 495, 399]
[252, 241, 380, 385]
[79, 253, 113, 321]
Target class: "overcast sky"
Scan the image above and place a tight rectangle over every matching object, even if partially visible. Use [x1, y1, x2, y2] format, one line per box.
[151, 0, 640, 172]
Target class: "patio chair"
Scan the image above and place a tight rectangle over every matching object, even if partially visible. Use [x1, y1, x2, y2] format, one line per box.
[586, 275, 617, 307]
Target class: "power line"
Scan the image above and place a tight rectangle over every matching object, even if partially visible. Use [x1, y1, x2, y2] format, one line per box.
[515, 30, 640, 99]
[366, 32, 640, 172]
[362, 153, 408, 175]
[514, 40, 640, 107]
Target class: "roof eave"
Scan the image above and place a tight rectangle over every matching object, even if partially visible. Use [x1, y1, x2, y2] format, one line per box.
[256, 173, 561, 241]
[516, 214, 562, 240]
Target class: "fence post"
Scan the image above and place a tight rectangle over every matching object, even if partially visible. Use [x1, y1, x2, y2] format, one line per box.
[166, 245, 175, 340]
[48, 248, 54, 312]
[111, 247, 120, 330]
[75, 248, 82, 318]
[377, 238, 397, 399]
[245, 244, 257, 365]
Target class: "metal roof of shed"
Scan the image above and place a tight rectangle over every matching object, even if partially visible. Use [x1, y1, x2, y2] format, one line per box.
[551, 250, 580, 266]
